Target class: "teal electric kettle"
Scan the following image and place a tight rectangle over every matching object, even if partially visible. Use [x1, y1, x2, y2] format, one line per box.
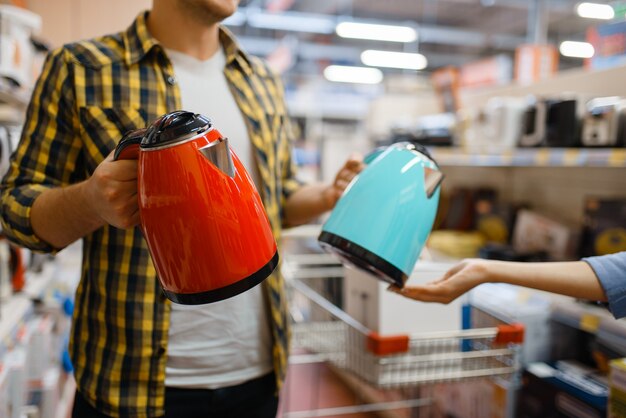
[318, 142, 444, 288]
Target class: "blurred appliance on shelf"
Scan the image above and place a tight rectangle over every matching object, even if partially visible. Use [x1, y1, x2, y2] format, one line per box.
[516, 362, 608, 418]
[474, 188, 521, 244]
[481, 97, 526, 152]
[512, 209, 576, 261]
[519, 96, 547, 147]
[412, 113, 456, 146]
[579, 197, 626, 257]
[0, 6, 42, 90]
[544, 97, 585, 147]
[462, 97, 526, 153]
[437, 187, 475, 231]
[581, 97, 626, 147]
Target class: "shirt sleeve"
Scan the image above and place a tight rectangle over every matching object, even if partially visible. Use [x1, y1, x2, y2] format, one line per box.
[583, 251, 626, 319]
[0, 47, 82, 253]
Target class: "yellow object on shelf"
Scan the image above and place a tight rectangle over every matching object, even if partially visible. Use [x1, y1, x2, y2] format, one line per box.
[579, 313, 601, 333]
[427, 230, 486, 259]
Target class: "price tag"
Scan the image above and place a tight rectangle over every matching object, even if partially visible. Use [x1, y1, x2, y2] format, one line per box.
[608, 149, 626, 167]
[580, 313, 600, 333]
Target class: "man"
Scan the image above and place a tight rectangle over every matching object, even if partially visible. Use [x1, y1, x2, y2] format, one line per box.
[0, 1, 363, 417]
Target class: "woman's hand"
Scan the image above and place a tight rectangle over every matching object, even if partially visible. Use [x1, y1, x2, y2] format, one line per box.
[388, 259, 490, 304]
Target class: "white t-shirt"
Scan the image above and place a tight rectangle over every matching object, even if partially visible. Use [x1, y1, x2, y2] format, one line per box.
[164, 47, 273, 389]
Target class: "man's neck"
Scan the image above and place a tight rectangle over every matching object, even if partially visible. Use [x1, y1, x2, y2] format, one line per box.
[147, 3, 220, 61]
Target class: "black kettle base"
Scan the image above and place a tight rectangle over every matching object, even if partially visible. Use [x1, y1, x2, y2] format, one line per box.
[318, 231, 407, 288]
[162, 251, 280, 305]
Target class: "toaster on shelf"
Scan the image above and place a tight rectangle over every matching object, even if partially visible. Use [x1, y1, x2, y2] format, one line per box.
[581, 96, 626, 147]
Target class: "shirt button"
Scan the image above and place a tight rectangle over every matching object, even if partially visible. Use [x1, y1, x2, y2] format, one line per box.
[166, 75, 176, 85]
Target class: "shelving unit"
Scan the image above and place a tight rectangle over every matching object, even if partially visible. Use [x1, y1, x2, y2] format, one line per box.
[0, 263, 57, 354]
[428, 147, 626, 168]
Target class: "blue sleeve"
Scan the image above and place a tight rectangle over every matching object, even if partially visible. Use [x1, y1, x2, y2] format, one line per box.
[583, 251, 626, 319]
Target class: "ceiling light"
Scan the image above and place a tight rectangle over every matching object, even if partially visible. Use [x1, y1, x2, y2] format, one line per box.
[559, 41, 595, 58]
[576, 2, 615, 20]
[323, 65, 383, 84]
[248, 12, 335, 34]
[336, 22, 417, 43]
[361, 50, 427, 70]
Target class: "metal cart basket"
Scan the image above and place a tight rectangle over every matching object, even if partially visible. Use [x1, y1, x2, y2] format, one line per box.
[284, 277, 525, 417]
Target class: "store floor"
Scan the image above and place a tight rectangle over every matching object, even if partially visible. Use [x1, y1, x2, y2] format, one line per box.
[278, 358, 374, 418]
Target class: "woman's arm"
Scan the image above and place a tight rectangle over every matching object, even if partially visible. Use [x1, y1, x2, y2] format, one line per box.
[390, 259, 607, 304]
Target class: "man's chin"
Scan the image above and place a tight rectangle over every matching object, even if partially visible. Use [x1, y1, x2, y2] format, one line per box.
[179, 0, 239, 24]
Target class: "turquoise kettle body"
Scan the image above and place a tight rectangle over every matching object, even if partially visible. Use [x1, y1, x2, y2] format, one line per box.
[318, 142, 444, 287]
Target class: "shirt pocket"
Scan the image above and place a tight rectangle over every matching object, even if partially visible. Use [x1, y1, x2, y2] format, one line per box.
[78, 106, 147, 171]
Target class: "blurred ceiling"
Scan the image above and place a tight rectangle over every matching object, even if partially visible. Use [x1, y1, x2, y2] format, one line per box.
[225, 0, 607, 83]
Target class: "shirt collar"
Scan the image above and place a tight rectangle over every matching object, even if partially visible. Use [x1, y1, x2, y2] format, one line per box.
[123, 11, 159, 66]
[123, 11, 253, 74]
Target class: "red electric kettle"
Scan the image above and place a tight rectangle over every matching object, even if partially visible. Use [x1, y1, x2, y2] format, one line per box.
[114, 111, 278, 305]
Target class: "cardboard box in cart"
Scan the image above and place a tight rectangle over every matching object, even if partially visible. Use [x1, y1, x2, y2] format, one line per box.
[343, 262, 462, 335]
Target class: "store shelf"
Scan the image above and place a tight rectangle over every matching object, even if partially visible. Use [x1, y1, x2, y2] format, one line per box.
[0, 295, 33, 354]
[428, 147, 626, 167]
[550, 297, 626, 352]
[0, 261, 58, 355]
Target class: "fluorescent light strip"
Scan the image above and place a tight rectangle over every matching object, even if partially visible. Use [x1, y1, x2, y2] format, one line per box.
[323, 65, 383, 84]
[576, 2, 615, 20]
[559, 41, 595, 58]
[248, 12, 335, 34]
[361, 50, 427, 70]
[336, 22, 417, 43]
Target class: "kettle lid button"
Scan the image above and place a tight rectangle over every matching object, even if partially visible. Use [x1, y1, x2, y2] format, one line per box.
[143, 111, 212, 148]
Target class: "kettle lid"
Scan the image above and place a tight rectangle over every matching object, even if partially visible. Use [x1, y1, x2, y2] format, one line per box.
[142, 111, 211, 148]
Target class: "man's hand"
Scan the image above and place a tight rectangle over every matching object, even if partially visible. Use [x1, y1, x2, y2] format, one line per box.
[322, 155, 365, 210]
[82, 151, 140, 229]
[388, 259, 489, 304]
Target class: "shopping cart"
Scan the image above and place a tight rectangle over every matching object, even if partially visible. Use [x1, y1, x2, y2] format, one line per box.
[283, 277, 525, 418]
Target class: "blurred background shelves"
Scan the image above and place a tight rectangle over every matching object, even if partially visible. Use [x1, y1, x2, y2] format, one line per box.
[428, 147, 626, 168]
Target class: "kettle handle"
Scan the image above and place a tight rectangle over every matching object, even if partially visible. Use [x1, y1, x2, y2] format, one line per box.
[114, 128, 147, 161]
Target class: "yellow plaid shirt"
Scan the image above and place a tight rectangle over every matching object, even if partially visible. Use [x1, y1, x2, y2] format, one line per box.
[1, 12, 300, 417]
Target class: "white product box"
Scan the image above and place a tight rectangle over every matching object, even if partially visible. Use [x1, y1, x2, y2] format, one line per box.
[6, 348, 27, 418]
[0, 363, 9, 418]
[27, 367, 59, 418]
[25, 315, 54, 383]
[343, 261, 462, 335]
[512, 209, 576, 260]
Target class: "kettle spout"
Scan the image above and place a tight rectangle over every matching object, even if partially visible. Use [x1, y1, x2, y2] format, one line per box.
[424, 168, 444, 199]
[198, 138, 236, 178]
